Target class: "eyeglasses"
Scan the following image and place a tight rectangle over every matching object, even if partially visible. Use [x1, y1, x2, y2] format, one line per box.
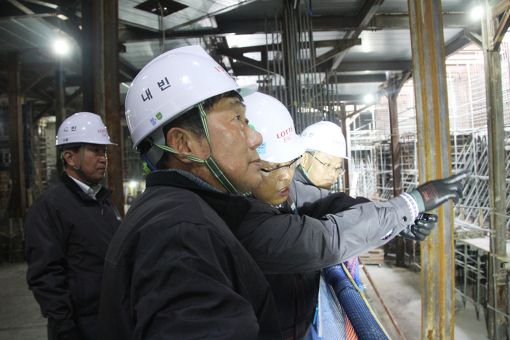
[311, 153, 343, 173]
[260, 156, 302, 173]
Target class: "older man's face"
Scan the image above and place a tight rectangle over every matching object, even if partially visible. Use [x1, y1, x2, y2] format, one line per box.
[203, 96, 263, 193]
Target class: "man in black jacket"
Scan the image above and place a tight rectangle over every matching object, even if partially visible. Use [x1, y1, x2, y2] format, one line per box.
[25, 112, 121, 340]
[98, 45, 282, 339]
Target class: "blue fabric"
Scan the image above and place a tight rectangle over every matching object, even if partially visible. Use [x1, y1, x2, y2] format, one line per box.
[323, 265, 389, 340]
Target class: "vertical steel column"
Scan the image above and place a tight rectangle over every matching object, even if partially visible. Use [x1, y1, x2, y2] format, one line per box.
[55, 60, 66, 173]
[81, 0, 103, 114]
[387, 80, 405, 267]
[7, 52, 26, 218]
[81, 0, 124, 215]
[340, 103, 350, 195]
[481, 0, 509, 337]
[103, 0, 124, 216]
[407, 1, 455, 338]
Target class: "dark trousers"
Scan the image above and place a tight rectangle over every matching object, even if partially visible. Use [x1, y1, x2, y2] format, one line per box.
[47, 315, 98, 340]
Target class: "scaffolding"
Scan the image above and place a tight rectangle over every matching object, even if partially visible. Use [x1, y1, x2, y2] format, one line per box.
[347, 39, 510, 334]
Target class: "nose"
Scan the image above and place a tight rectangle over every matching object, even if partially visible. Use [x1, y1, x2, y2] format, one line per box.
[99, 153, 108, 163]
[247, 126, 263, 149]
[277, 168, 292, 181]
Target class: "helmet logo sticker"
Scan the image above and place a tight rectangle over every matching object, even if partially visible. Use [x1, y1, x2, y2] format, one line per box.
[276, 127, 294, 139]
[71, 125, 77, 131]
[149, 112, 164, 126]
[98, 127, 108, 137]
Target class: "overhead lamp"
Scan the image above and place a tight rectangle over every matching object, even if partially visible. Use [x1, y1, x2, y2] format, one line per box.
[469, 5, 484, 21]
[363, 94, 375, 104]
[52, 37, 71, 57]
[128, 180, 139, 189]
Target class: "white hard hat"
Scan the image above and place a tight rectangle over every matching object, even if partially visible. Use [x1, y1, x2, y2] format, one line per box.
[244, 92, 305, 163]
[56, 112, 115, 146]
[300, 121, 348, 158]
[125, 45, 255, 154]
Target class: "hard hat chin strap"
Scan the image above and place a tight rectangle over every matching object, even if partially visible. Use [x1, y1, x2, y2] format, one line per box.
[154, 103, 245, 195]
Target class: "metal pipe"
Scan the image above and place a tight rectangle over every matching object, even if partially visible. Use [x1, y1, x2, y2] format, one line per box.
[407, 0, 455, 338]
[481, 0, 509, 337]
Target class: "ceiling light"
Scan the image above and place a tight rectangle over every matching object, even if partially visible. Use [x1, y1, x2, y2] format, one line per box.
[57, 14, 68, 20]
[363, 94, 375, 104]
[470, 5, 484, 21]
[52, 38, 71, 57]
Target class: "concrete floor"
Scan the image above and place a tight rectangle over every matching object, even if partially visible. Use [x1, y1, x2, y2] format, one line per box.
[0, 263, 45, 340]
[0, 262, 489, 340]
[362, 263, 489, 340]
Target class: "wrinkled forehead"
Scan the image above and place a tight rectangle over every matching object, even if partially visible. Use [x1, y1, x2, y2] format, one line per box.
[209, 96, 245, 114]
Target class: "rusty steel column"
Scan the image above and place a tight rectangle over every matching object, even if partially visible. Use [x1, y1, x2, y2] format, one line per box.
[55, 61, 66, 173]
[481, 0, 509, 338]
[387, 80, 405, 267]
[340, 103, 350, 195]
[103, 0, 124, 216]
[7, 52, 27, 219]
[81, 0, 124, 216]
[81, 0, 104, 114]
[408, 1, 455, 338]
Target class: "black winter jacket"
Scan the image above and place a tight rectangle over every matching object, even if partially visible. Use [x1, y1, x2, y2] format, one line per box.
[25, 173, 121, 333]
[240, 167, 403, 339]
[98, 170, 282, 340]
[242, 194, 370, 339]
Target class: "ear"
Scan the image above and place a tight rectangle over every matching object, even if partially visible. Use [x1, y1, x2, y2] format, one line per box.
[300, 152, 313, 170]
[62, 149, 78, 168]
[165, 127, 207, 163]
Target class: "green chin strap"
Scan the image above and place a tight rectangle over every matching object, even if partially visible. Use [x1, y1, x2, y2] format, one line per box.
[154, 103, 244, 195]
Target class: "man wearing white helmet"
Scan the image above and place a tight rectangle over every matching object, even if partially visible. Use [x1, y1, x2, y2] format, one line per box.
[240, 95, 466, 339]
[294, 120, 436, 241]
[291, 121, 440, 338]
[98, 46, 281, 339]
[25, 112, 121, 340]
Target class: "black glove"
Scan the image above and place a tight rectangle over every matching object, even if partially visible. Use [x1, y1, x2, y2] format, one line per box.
[410, 171, 468, 212]
[400, 213, 438, 241]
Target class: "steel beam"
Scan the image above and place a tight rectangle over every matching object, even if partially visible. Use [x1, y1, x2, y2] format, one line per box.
[55, 61, 65, 173]
[7, 52, 27, 218]
[408, 1, 455, 338]
[481, 0, 509, 337]
[340, 103, 350, 195]
[331, 0, 384, 71]
[81, 0, 124, 215]
[387, 76, 405, 267]
[104, 0, 124, 216]
[232, 60, 411, 76]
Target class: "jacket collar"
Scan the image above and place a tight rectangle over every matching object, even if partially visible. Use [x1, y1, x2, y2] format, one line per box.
[61, 172, 110, 202]
[146, 170, 250, 233]
[294, 166, 313, 185]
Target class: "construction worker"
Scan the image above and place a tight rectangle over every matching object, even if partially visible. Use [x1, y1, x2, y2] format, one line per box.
[296, 120, 434, 241]
[98, 44, 466, 339]
[97, 46, 281, 339]
[25, 112, 121, 340]
[242, 93, 446, 339]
